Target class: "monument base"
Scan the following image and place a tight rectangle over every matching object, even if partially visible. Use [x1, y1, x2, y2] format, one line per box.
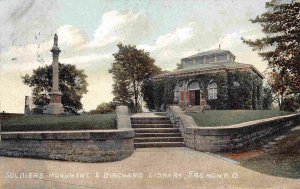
[43, 103, 63, 115]
[43, 91, 63, 115]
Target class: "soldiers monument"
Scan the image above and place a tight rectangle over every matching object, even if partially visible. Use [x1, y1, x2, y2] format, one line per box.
[43, 34, 63, 114]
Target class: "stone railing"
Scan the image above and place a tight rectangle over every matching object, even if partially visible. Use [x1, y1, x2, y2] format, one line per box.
[167, 105, 300, 152]
[0, 106, 134, 163]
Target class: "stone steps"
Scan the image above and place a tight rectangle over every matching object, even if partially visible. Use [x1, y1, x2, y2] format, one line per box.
[134, 133, 182, 137]
[134, 142, 185, 148]
[131, 116, 184, 148]
[134, 137, 184, 143]
[131, 117, 169, 120]
[134, 128, 180, 133]
[132, 124, 173, 128]
[131, 120, 172, 124]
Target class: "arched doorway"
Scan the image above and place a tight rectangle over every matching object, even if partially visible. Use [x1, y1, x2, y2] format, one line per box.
[188, 82, 200, 105]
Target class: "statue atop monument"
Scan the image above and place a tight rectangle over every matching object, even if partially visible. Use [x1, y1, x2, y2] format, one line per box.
[51, 33, 61, 54]
[54, 34, 58, 46]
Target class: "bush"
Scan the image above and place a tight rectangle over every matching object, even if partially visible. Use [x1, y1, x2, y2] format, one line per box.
[281, 95, 300, 112]
[90, 102, 116, 114]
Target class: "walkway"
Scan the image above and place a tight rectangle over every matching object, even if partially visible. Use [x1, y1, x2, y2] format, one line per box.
[1, 147, 299, 189]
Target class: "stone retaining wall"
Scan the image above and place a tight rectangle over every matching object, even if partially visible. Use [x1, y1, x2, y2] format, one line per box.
[167, 106, 300, 152]
[0, 106, 134, 162]
[0, 113, 24, 120]
[0, 130, 134, 162]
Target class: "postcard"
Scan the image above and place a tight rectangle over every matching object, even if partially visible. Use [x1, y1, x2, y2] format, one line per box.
[0, 0, 299, 188]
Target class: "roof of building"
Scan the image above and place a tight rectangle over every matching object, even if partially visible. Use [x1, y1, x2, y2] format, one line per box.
[154, 61, 264, 80]
[181, 49, 235, 61]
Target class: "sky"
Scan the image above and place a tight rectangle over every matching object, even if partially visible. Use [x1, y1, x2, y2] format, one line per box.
[0, 0, 270, 113]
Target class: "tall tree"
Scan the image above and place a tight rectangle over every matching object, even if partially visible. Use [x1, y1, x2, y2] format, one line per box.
[22, 63, 88, 113]
[242, 1, 300, 95]
[109, 43, 161, 112]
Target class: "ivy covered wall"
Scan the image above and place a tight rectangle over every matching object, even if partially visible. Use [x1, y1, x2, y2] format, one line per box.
[150, 70, 263, 111]
[228, 71, 263, 109]
[198, 72, 228, 110]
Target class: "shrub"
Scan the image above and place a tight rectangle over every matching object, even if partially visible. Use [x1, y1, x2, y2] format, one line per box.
[281, 95, 300, 112]
[90, 102, 116, 114]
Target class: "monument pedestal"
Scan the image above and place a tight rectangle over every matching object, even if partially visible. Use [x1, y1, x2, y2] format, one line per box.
[43, 91, 63, 115]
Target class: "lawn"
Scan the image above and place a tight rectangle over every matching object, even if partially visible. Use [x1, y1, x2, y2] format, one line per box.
[1, 114, 117, 131]
[221, 126, 300, 179]
[186, 110, 292, 126]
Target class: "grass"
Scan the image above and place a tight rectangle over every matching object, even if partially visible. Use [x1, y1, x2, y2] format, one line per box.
[221, 126, 300, 179]
[1, 114, 117, 131]
[154, 112, 167, 116]
[186, 110, 292, 126]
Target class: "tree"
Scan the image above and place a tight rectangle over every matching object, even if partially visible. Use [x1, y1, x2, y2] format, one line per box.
[90, 102, 116, 114]
[262, 85, 273, 110]
[281, 94, 300, 112]
[109, 43, 161, 112]
[175, 62, 183, 70]
[242, 1, 300, 98]
[22, 63, 88, 113]
[266, 70, 291, 110]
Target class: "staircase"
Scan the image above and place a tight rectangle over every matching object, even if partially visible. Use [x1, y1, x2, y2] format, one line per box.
[131, 116, 185, 148]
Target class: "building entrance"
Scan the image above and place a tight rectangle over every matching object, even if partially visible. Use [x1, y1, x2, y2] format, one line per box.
[188, 82, 201, 106]
[189, 90, 200, 105]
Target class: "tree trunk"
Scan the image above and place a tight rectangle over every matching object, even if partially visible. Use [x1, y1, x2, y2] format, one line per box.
[278, 97, 282, 111]
[133, 80, 138, 113]
[279, 94, 284, 111]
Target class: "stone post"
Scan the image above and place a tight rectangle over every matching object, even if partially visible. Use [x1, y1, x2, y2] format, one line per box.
[24, 96, 30, 115]
[43, 34, 63, 115]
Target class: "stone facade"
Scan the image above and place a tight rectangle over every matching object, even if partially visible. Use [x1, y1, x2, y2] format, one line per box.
[168, 105, 300, 152]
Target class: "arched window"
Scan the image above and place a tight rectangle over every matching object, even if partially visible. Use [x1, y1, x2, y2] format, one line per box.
[208, 82, 217, 99]
[188, 82, 200, 90]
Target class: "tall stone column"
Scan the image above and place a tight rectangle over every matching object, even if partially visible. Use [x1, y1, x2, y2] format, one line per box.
[43, 34, 63, 115]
